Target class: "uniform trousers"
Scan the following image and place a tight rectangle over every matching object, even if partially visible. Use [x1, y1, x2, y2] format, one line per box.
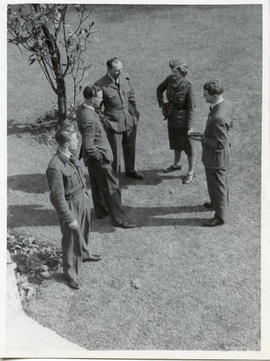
[205, 168, 229, 223]
[106, 125, 137, 176]
[87, 160, 128, 225]
[58, 191, 91, 281]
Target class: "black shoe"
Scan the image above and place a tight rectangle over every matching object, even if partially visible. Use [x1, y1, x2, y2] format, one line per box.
[95, 211, 109, 219]
[203, 217, 224, 227]
[82, 255, 102, 262]
[203, 202, 213, 209]
[68, 279, 80, 290]
[125, 170, 145, 180]
[115, 222, 136, 229]
[162, 164, 182, 173]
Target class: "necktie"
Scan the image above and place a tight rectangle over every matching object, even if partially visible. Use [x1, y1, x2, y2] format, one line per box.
[69, 154, 77, 165]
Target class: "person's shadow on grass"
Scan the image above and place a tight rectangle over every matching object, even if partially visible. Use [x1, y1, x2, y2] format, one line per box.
[8, 174, 49, 194]
[90, 205, 211, 231]
[8, 204, 58, 228]
[125, 204, 211, 228]
[119, 168, 189, 189]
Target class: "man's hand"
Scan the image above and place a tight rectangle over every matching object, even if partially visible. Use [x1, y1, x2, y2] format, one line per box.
[201, 135, 206, 144]
[68, 220, 80, 232]
[161, 104, 167, 119]
[187, 128, 194, 136]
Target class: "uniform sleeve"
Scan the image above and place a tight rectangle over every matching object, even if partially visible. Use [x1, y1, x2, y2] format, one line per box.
[185, 85, 195, 129]
[46, 167, 75, 224]
[79, 114, 103, 162]
[127, 77, 137, 109]
[156, 77, 169, 107]
[203, 117, 228, 149]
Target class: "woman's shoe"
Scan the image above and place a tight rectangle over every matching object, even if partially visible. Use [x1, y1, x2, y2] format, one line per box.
[183, 172, 195, 184]
[162, 164, 182, 173]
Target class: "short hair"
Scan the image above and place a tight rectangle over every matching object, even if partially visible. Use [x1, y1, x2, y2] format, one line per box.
[106, 57, 120, 69]
[83, 85, 101, 99]
[61, 120, 76, 132]
[55, 127, 75, 146]
[203, 80, 224, 96]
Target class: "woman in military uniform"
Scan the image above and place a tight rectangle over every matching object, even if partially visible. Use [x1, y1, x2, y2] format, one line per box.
[156, 59, 195, 184]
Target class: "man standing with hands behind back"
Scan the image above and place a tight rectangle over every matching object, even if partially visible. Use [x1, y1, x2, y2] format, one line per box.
[95, 57, 144, 180]
[201, 80, 233, 227]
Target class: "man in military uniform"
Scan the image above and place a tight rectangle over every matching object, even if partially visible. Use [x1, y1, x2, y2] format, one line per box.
[46, 126, 101, 290]
[201, 80, 233, 226]
[156, 59, 196, 184]
[76, 85, 136, 229]
[95, 57, 144, 179]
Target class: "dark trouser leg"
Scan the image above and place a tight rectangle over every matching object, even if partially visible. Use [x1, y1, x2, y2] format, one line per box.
[79, 193, 92, 258]
[88, 166, 108, 218]
[60, 222, 80, 281]
[89, 161, 129, 225]
[122, 125, 137, 173]
[205, 168, 228, 223]
[106, 129, 122, 177]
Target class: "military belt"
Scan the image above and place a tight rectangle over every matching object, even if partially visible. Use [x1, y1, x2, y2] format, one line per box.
[65, 187, 85, 201]
[172, 105, 186, 110]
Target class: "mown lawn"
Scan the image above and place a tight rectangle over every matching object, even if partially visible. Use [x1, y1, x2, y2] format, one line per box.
[7, 5, 261, 350]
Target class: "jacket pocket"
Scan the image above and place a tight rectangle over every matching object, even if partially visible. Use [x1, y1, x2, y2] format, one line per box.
[202, 148, 229, 169]
[62, 169, 80, 195]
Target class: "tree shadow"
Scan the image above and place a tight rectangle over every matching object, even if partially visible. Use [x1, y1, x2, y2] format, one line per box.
[8, 204, 58, 228]
[8, 173, 49, 194]
[7, 119, 33, 136]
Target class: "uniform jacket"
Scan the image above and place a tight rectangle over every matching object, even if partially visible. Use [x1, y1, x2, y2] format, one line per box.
[46, 152, 87, 224]
[95, 73, 139, 133]
[76, 103, 113, 165]
[156, 75, 195, 129]
[201, 99, 233, 170]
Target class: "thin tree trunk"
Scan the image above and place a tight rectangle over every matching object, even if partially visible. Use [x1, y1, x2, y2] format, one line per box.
[57, 78, 66, 125]
[41, 24, 66, 125]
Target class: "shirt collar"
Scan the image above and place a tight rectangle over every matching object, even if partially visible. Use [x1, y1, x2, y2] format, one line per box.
[107, 72, 115, 82]
[57, 149, 71, 162]
[107, 72, 120, 84]
[83, 103, 95, 112]
[210, 97, 224, 110]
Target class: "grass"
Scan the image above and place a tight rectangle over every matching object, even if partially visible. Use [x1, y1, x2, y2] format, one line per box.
[7, 4, 261, 350]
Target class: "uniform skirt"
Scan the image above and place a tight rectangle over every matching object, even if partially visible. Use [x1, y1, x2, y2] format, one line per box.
[168, 125, 193, 155]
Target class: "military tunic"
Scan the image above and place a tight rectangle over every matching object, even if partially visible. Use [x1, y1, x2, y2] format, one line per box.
[76, 103, 129, 225]
[201, 99, 233, 222]
[95, 73, 140, 176]
[46, 151, 92, 281]
[156, 75, 195, 154]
